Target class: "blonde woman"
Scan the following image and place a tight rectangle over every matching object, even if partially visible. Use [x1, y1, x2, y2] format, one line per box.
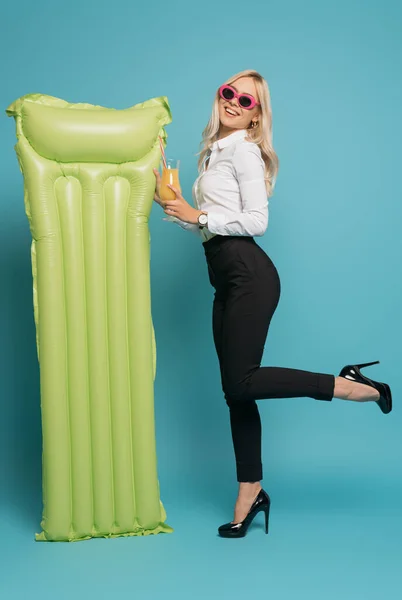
[153, 69, 392, 538]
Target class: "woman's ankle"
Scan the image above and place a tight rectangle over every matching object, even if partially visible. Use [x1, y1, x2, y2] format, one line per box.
[238, 481, 262, 495]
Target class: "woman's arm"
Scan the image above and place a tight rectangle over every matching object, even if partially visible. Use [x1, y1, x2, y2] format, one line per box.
[206, 143, 268, 237]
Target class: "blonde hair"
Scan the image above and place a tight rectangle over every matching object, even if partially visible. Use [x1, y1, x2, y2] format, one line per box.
[197, 69, 279, 197]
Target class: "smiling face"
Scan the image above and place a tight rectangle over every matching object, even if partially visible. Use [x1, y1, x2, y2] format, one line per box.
[218, 76, 260, 135]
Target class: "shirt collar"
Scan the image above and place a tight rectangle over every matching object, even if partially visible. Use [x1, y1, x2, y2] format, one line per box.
[211, 129, 247, 151]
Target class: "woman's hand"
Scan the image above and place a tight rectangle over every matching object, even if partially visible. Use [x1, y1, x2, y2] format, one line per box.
[152, 168, 164, 207]
[163, 184, 201, 224]
[153, 168, 201, 224]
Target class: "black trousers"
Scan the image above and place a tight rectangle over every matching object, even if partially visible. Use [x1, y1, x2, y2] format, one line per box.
[202, 234, 335, 483]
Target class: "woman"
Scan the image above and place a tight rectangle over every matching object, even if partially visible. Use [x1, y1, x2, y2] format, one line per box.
[153, 69, 392, 539]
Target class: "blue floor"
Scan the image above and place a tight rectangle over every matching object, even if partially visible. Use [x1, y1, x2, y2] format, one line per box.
[2, 475, 401, 599]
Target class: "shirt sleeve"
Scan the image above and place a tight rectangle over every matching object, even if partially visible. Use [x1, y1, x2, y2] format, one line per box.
[164, 215, 201, 237]
[206, 143, 269, 237]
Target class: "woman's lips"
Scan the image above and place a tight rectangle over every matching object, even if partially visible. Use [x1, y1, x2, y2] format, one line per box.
[224, 106, 239, 117]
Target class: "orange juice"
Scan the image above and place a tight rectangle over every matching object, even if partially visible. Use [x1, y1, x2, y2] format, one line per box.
[160, 167, 181, 203]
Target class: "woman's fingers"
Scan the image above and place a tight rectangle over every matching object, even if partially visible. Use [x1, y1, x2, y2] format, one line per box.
[167, 184, 182, 198]
[153, 169, 161, 188]
[164, 202, 176, 214]
[153, 168, 162, 204]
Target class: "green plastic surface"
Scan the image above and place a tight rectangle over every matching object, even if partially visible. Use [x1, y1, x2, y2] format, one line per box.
[6, 93, 173, 541]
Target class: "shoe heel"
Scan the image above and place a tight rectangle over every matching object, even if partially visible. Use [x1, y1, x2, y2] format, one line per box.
[264, 505, 270, 534]
[356, 360, 380, 370]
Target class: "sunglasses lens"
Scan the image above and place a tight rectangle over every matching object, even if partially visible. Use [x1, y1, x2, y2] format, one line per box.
[221, 86, 234, 100]
[239, 96, 252, 108]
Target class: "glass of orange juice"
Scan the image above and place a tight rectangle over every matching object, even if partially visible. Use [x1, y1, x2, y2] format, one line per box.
[159, 158, 181, 205]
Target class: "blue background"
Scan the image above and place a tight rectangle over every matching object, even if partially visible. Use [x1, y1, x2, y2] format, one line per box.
[1, 0, 401, 597]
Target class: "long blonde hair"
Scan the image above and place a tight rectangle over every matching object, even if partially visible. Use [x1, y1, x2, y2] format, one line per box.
[197, 69, 279, 197]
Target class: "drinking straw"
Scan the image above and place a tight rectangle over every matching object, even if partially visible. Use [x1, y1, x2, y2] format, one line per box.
[158, 136, 167, 168]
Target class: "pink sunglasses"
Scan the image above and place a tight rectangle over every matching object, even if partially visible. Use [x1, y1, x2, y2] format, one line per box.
[218, 84, 260, 110]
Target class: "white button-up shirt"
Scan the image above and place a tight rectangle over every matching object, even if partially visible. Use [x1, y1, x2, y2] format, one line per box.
[167, 128, 268, 241]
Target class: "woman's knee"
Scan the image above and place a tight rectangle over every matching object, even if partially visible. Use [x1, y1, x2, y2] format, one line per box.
[223, 379, 250, 405]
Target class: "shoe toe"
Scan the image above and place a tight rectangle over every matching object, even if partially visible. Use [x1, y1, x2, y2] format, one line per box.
[377, 383, 392, 414]
[218, 521, 244, 537]
[377, 397, 392, 414]
[218, 521, 235, 532]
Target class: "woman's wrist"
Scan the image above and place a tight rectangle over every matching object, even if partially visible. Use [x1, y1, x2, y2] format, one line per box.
[196, 210, 208, 227]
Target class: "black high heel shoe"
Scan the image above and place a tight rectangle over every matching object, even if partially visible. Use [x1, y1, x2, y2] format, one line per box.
[218, 488, 271, 538]
[338, 360, 392, 414]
